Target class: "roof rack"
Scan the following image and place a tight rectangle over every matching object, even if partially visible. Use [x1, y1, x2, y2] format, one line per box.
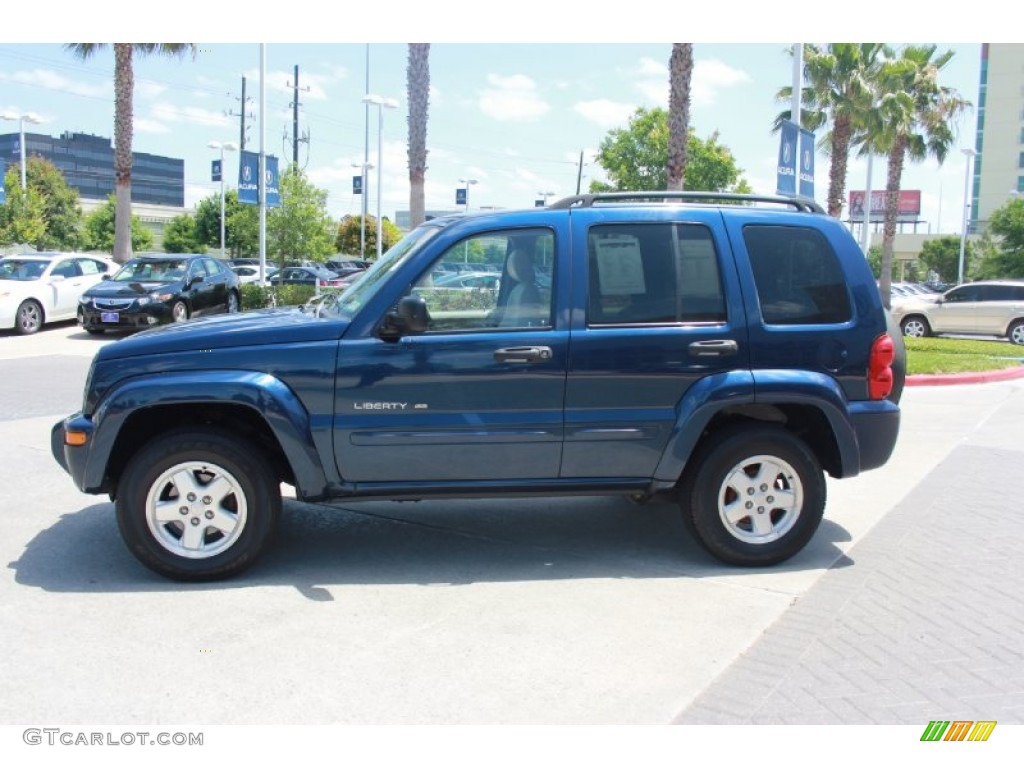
[547, 191, 825, 214]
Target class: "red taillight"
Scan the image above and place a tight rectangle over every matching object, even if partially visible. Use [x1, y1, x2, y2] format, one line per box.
[868, 333, 895, 400]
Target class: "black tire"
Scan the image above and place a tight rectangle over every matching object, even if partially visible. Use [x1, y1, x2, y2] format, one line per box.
[900, 314, 930, 339]
[171, 301, 189, 323]
[15, 300, 43, 335]
[227, 290, 240, 313]
[115, 429, 281, 581]
[1007, 319, 1024, 346]
[679, 424, 826, 567]
[78, 307, 105, 335]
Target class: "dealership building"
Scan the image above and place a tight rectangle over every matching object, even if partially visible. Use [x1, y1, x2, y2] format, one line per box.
[0, 130, 185, 246]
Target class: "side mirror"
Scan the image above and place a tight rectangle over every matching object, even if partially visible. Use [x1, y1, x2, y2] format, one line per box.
[187, 275, 205, 288]
[382, 294, 429, 339]
[101, 273, 111, 280]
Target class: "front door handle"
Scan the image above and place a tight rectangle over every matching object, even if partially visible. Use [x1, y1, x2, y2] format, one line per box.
[494, 346, 553, 364]
[688, 339, 738, 357]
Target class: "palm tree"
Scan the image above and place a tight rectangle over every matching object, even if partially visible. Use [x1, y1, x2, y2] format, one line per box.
[774, 43, 888, 217]
[666, 43, 693, 191]
[407, 43, 430, 228]
[65, 44, 195, 264]
[870, 45, 969, 308]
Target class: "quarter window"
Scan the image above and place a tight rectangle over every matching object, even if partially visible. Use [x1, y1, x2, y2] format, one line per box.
[744, 225, 852, 325]
[587, 223, 726, 325]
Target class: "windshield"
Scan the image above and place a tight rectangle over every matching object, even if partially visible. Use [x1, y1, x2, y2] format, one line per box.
[0, 259, 47, 281]
[330, 225, 442, 316]
[112, 259, 188, 282]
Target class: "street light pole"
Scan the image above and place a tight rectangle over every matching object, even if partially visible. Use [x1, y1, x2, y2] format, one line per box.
[362, 94, 398, 261]
[459, 178, 478, 212]
[957, 148, 976, 285]
[1, 111, 43, 190]
[208, 141, 238, 258]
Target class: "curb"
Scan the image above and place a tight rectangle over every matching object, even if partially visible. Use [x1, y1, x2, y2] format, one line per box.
[906, 364, 1024, 387]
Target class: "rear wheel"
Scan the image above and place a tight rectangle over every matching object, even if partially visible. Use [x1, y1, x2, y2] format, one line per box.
[900, 315, 930, 339]
[116, 429, 281, 580]
[227, 290, 240, 313]
[679, 425, 826, 567]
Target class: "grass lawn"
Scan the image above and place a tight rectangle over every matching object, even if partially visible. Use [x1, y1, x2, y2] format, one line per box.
[905, 336, 1024, 375]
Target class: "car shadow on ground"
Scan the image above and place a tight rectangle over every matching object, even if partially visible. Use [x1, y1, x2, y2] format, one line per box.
[9, 496, 854, 597]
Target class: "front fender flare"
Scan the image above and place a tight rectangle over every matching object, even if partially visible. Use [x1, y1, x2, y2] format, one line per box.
[84, 370, 328, 497]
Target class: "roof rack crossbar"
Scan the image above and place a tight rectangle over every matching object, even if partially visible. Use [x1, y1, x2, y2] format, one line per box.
[547, 191, 825, 214]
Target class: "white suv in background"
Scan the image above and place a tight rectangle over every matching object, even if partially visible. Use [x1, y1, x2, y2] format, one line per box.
[892, 280, 1024, 345]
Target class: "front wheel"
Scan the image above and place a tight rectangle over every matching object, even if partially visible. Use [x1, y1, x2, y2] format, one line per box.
[1007, 319, 1024, 346]
[16, 300, 43, 335]
[679, 425, 826, 567]
[171, 301, 189, 323]
[116, 429, 281, 580]
[900, 315, 930, 339]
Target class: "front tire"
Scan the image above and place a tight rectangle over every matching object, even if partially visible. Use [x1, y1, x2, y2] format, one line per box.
[15, 300, 43, 335]
[171, 301, 189, 323]
[116, 429, 281, 580]
[680, 425, 826, 567]
[1007, 319, 1024, 346]
[900, 315, 930, 339]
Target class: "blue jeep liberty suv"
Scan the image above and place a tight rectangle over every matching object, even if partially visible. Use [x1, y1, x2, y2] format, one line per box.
[52, 192, 903, 580]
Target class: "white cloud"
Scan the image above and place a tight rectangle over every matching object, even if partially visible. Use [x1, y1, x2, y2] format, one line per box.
[150, 102, 230, 128]
[479, 74, 549, 121]
[135, 118, 171, 134]
[638, 57, 666, 77]
[0, 68, 106, 99]
[135, 81, 167, 101]
[691, 59, 752, 106]
[574, 99, 635, 128]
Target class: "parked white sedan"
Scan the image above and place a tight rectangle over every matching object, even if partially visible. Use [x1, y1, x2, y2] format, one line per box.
[0, 253, 115, 334]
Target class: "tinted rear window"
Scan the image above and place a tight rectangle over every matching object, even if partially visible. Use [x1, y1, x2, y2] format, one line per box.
[744, 225, 851, 325]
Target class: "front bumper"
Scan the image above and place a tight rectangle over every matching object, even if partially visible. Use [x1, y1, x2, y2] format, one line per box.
[51, 414, 97, 493]
[79, 302, 174, 331]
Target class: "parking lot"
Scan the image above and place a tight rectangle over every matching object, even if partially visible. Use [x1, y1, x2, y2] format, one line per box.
[1, 320, 1022, 730]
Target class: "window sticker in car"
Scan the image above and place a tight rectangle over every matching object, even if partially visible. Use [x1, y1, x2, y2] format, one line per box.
[593, 234, 646, 296]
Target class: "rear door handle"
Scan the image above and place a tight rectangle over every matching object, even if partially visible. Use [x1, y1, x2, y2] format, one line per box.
[688, 339, 738, 357]
[494, 346, 553, 364]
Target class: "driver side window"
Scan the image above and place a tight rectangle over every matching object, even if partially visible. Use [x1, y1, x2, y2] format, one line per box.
[411, 228, 554, 333]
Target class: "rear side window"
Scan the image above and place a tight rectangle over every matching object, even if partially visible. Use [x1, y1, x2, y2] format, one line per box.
[587, 223, 726, 325]
[744, 225, 851, 325]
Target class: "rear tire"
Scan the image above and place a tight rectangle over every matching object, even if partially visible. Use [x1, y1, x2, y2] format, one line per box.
[115, 429, 281, 581]
[679, 425, 826, 567]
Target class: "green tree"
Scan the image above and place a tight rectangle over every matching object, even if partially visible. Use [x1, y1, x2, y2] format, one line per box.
[266, 165, 334, 268]
[869, 45, 969, 308]
[666, 43, 694, 191]
[65, 43, 195, 264]
[162, 213, 206, 253]
[0, 167, 47, 247]
[194, 190, 257, 256]
[591, 108, 750, 193]
[775, 43, 888, 217]
[919, 235, 970, 283]
[82, 195, 153, 253]
[335, 214, 401, 256]
[22, 156, 85, 250]
[407, 43, 430, 228]
[975, 198, 1024, 278]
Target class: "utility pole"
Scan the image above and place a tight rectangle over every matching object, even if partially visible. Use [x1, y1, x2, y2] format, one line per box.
[226, 76, 254, 151]
[286, 65, 311, 167]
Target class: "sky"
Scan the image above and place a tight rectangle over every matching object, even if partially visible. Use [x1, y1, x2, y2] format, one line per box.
[0, 7, 1007, 237]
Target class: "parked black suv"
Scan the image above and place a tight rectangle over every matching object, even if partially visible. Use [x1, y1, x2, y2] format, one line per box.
[54, 192, 902, 580]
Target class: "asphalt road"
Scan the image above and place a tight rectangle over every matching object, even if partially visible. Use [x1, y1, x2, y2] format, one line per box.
[0, 320, 1017, 729]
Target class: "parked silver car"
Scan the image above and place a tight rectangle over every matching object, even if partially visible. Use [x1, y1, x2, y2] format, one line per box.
[891, 280, 1024, 345]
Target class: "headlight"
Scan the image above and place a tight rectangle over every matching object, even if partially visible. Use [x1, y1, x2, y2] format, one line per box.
[151, 293, 174, 302]
[136, 297, 152, 306]
[78, 296, 91, 305]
